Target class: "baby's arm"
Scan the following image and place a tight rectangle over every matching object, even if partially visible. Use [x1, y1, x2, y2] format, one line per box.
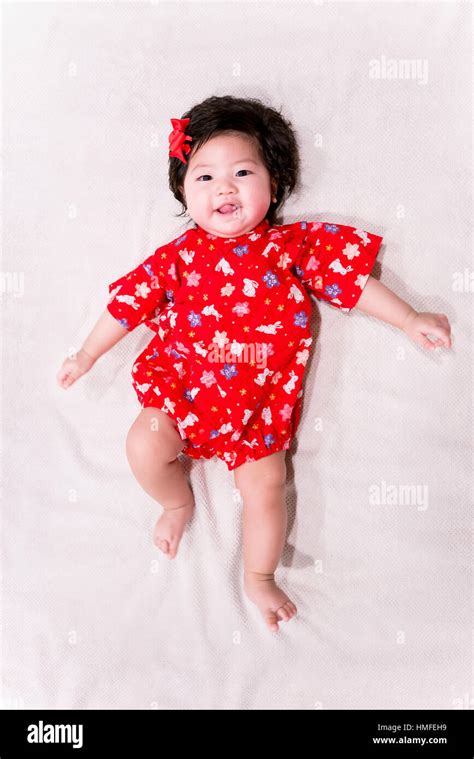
[57, 236, 181, 389]
[355, 276, 452, 350]
[57, 309, 128, 389]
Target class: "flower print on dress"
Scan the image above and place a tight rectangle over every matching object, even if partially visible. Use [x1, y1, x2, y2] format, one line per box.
[186, 271, 202, 287]
[106, 218, 383, 471]
[200, 370, 217, 388]
[293, 311, 309, 328]
[263, 271, 280, 288]
[293, 221, 383, 312]
[325, 283, 343, 300]
[221, 364, 239, 380]
[232, 244, 249, 257]
[232, 302, 250, 317]
[221, 283, 235, 297]
[212, 330, 229, 348]
[135, 281, 152, 299]
[187, 310, 202, 327]
[279, 404, 294, 422]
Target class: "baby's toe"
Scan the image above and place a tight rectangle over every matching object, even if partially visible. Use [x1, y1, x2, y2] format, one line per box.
[158, 538, 169, 554]
[265, 611, 279, 632]
[167, 537, 179, 559]
[276, 604, 291, 622]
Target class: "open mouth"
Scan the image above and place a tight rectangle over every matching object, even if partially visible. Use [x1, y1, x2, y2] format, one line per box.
[216, 204, 239, 215]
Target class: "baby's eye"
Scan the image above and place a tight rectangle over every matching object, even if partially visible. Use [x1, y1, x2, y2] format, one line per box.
[196, 170, 252, 182]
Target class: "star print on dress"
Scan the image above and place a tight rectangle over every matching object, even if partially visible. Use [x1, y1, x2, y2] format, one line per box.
[106, 217, 383, 471]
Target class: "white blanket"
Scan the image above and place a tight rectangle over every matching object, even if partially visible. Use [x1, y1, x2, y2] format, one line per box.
[2, 1, 471, 709]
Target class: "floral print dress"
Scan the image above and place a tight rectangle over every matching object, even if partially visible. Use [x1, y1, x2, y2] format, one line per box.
[107, 218, 383, 471]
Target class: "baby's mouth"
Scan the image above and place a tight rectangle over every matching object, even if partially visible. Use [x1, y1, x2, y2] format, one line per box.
[216, 204, 239, 215]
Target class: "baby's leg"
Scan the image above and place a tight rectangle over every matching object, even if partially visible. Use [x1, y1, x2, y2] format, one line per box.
[126, 407, 194, 558]
[234, 451, 297, 632]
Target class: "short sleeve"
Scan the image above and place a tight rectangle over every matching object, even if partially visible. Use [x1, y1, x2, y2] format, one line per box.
[107, 242, 181, 331]
[292, 221, 384, 312]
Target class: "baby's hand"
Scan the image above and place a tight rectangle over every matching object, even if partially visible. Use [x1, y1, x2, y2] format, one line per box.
[401, 311, 452, 351]
[57, 348, 96, 389]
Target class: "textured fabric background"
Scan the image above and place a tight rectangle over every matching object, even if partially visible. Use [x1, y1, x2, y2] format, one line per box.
[2, 1, 472, 710]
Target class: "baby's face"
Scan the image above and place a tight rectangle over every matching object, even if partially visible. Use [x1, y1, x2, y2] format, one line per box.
[181, 132, 276, 238]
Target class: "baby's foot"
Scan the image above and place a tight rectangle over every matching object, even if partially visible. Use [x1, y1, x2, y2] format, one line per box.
[244, 571, 297, 632]
[153, 503, 194, 559]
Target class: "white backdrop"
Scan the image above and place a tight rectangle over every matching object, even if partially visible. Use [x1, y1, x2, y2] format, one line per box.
[2, 0, 472, 710]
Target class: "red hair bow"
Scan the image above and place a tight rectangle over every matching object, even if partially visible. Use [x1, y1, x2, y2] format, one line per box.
[168, 117, 193, 164]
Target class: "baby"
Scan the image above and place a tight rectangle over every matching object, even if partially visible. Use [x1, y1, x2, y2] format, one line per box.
[57, 95, 452, 633]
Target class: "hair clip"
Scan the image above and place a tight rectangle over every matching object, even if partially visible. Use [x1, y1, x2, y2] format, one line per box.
[168, 117, 193, 164]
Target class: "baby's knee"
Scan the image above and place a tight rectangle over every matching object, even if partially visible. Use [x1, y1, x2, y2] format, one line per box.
[125, 411, 183, 466]
[235, 453, 287, 493]
[259, 460, 287, 490]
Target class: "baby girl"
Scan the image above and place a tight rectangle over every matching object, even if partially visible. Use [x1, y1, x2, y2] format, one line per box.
[57, 95, 452, 633]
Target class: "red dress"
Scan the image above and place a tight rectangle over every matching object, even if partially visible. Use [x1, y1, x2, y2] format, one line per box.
[107, 218, 383, 471]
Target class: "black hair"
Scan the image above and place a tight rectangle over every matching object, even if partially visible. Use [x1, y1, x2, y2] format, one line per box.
[168, 94, 301, 227]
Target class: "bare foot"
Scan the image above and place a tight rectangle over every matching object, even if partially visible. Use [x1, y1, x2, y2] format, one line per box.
[244, 571, 297, 632]
[153, 503, 194, 559]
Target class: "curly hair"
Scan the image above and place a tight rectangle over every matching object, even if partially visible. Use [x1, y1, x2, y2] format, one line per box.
[168, 95, 301, 227]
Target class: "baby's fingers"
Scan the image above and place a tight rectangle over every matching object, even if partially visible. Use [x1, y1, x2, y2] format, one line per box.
[420, 327, 451, 350]
[429, 325, 451, 348]
[436, 313, 451, 329]
[57, 362, 78, 388]
[417, 333, 439, 351]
